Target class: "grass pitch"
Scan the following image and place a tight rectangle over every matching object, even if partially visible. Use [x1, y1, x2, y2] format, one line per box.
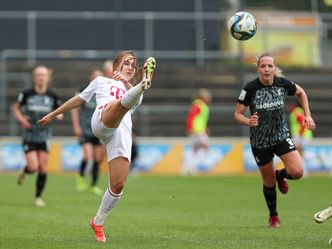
[0, 173, 331, 249]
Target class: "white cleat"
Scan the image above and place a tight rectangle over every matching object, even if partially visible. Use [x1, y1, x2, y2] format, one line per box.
[141, 57, 156, 91]
[34, 197, 46, 207]
[314, 205, 332, 223]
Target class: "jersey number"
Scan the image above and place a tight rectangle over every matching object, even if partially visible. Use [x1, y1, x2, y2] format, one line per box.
[286, 138, 295, 149]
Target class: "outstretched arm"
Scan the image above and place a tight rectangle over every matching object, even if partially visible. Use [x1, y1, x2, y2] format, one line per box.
[38, 95, 85, 126]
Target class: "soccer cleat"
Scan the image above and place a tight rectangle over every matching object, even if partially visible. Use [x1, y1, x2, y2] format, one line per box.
[141, 57, 156, 91]
[76, 176, 88, 192]
[91, 186, 103, 196]
[268, 215, 280, 228]
[17, 167, 25, 185]
[34, 197, 45, 207]
[314, 205, 332, 223]
[90, 217, 106, 242]
[275, 170, 288, 194]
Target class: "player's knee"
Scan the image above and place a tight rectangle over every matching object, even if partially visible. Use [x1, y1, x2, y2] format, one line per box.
[27, 165, 38, 173]
[289, 167, 303, 179]
[111, 180, 125, 194]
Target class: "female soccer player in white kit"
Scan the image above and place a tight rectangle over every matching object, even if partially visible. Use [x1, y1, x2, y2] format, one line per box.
[38, 51, 156, 242]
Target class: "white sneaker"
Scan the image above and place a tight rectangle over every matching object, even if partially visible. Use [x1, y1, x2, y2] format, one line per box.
[34, 197, 46, 207]
[314, 205, 332, 223]
[141, 57, 156, 91]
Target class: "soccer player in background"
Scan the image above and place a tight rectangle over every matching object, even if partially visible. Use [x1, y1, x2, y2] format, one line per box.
[289, 101, 313, 176]
[102, 60, 113, 78]
[183, 88, 212, 175]
[234, 53, 316, 228]
[13, 65, 63, 207]
[70, 69, 105, 195]
[38, 51, 156, 242]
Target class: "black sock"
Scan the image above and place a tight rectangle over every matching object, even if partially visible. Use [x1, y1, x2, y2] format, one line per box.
[79, 160, 87, 177]
[36, 173, 47, 198]
[91, 162, 99, 186]
[277, 168, 294, 180]
[263, 185, 278, 217]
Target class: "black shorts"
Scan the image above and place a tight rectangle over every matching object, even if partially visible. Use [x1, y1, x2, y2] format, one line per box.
[79, 135, 102, 145]
[251, 138, 297, 166]
[23, 141, 49, 153]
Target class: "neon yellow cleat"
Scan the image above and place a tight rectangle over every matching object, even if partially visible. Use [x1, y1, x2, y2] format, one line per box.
[141, 57, 156, 91]
[91, 186, 103, 196]
[76, 176, 88, 192]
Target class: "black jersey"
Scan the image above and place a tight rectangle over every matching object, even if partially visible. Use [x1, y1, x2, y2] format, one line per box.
[78, 86, 96, 137]
[237, 77, 297, 149]
[17, 88, 61, 143]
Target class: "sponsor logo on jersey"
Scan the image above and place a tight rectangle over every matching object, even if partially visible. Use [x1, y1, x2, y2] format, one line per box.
[27, 105, 53, 112]
[256, 100, 283, 110]
[110, 86, 125, 99]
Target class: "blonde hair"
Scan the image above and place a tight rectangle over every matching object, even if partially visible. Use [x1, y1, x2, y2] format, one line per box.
[102, 60, 113, 72]
[197, 88, 211, 100]
[257, 53, 285, 78]
[193, 88, 212, 104]
[32, 65, 53, 83]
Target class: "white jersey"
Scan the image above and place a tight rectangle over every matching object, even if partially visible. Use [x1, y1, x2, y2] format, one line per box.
[79, 76, 126, 109]
[78, 76, 142, 162]
[79, 76, 135, 134]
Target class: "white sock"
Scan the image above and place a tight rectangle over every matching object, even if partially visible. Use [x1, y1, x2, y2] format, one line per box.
[120, 82, 143, 109]
[83, 159, 94, 176]
[182, 150, 193, 174]
[94, 186, 122, 225]
[191, 151, 199, 173]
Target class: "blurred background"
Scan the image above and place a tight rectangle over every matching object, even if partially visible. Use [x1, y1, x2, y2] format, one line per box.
[1, 0, 332, 137]
[1, 0, 332, 173]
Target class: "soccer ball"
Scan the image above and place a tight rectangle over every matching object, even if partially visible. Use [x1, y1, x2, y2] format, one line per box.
[228, 11, 257, 41]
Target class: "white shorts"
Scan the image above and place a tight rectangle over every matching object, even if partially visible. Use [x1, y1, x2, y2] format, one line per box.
[91, 109, 132, 162]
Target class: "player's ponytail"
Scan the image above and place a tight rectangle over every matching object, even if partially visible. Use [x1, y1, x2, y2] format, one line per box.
[275, 66, 285, 78]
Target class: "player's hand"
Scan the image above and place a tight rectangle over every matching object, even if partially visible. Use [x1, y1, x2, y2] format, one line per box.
[20, 115, 32, 129]
[112, 71, 133, 89]
[37, 115, 52, 126]
[249, 112, 259, 127]
[304, 115, 316, 131]
[112, 71, 128, 83]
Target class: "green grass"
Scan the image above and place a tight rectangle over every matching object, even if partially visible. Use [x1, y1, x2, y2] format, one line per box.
[0, 174, 331, 249]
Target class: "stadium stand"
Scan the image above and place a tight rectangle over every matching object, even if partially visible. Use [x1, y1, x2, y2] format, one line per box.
[2, 61, 332, 137]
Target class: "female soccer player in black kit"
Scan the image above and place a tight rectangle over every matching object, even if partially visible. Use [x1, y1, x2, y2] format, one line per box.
[13, 65, 63, 207]
[234, 53, 316, 228]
